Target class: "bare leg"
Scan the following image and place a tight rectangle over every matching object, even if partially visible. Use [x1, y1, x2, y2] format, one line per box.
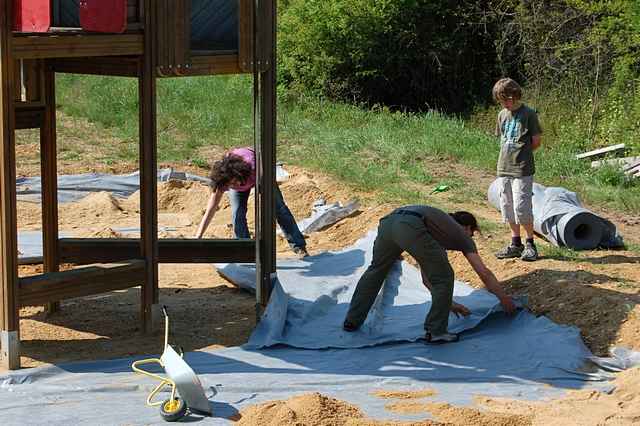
[522, 222, 534, 240]
[508, 222, 521, 238]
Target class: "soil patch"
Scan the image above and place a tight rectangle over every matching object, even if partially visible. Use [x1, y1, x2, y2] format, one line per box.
[10, 114, 640, 423]
[476, 366, 640, 425]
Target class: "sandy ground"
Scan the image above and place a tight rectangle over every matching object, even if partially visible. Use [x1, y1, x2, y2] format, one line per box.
[10, 113, 640, 424]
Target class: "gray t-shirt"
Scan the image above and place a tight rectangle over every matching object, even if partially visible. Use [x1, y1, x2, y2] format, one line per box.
[495, 104, 542, 177]
[399, 205, 477, 254]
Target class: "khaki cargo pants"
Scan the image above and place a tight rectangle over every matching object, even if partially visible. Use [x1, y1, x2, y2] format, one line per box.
[345, 212, 455, 335]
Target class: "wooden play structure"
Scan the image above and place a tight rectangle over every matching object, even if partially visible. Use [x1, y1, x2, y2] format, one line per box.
[1, 0, 279, 369]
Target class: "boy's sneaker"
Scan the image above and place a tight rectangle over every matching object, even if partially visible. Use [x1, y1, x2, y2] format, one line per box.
[495, 244, 524, 259]
[343, 320, 360, 332]
[425, 332, 459, 344]
[521, 242, 538, 261]
[292, 247, 310, 259]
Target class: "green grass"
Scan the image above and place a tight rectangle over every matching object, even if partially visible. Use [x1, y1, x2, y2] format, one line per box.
[539, 245, 584, 262]
[55, 73, 640, 214]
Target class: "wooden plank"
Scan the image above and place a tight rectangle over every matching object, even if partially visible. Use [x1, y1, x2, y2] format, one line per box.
[18, 260, 145, 307]
[128, 0, 141, 23]
[59, 238, 256, 264]
[179, 54, 242, 76]
[623, 160, 640, 172]
[255, 0, 277, 311]
[12, 33, 144, 59]
[1, 0, 20, 369]
[14, 104, 44, 129]
[172, 0, 191, 74]
[238, 0, 254, 72]
[60, 238, 141, 263]
[41, 67, 60, 313]
[158, 239, 255, 263]
[154, 0, 166, 74]
[23, 59, 44, 102]
[12, 60, 21, 101]
[591, 156, 640, 169]
[626, 163, 640, 177]
[50, 56, 140, 77]
[141, 0, 159, 333]
[576, 143, 626, 160]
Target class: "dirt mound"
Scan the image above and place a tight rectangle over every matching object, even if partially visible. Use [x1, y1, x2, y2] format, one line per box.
[75, 191, 123, 214]
[372, 389, 437, 399]
[476, 367, 640, 425]
[81, 227, 124, 238]
[236, 392, 364, 426]
[423, 402, 532, 426]
[156, 179, 210, 214]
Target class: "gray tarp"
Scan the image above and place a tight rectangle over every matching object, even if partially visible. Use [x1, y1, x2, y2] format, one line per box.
[488, 179, 623, 249]
[16, 168, 209, 203]
[1, 231, 637, 425]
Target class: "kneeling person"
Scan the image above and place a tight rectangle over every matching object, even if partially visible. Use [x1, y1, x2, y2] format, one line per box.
[343, 206, 516, 344]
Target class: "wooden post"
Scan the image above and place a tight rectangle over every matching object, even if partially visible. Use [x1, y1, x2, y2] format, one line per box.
[0, 0, 20, 369]
[255, 0, 277, 314]
[140, 0, 159, 333]
[41, 61, 60, 314]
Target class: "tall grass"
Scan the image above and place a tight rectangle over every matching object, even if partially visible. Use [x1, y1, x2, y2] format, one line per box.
[55, 74, 640, 212]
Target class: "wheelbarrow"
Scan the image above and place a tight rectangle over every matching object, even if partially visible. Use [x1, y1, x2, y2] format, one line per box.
[132, 306, 212, 422]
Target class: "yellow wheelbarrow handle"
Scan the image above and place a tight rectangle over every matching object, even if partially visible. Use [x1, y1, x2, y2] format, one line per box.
[132, 358, 179, 407]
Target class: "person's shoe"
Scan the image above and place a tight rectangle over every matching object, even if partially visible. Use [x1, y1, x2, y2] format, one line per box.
[521, 242, 538, 261]
[343, 320, 360, 332]
[292, 247, 310, 259]
[495, 244, 524, 259]
[425, 332, 459, 344]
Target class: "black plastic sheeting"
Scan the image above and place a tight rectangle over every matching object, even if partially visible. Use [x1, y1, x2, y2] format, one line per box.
[488, 179, 623, 250]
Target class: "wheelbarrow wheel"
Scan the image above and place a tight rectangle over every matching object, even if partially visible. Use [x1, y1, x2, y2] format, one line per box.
[160, 397, 187, 422]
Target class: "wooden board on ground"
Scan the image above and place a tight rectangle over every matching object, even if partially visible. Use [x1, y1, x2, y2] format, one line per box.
[591, 156, 640, 169]
[577, 143, 626, 160]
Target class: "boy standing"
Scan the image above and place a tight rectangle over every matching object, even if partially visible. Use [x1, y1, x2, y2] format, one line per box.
[492, 78, 542, 261]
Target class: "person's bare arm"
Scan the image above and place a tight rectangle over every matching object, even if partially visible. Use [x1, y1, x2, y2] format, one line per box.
[194, 189, 224, 238]
[531, 134, 542, 151]
[464, 252, 516, 314]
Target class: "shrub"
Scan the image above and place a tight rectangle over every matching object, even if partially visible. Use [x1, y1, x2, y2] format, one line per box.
[278, 0, 506, 113]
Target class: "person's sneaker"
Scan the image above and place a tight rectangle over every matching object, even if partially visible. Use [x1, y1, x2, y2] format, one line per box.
[292, 247, 310, 259]
[495, 244, 524, 259]
[425, 332, 459, 344]
[343, 320, 360, 332]
[521, 242, 538, 261]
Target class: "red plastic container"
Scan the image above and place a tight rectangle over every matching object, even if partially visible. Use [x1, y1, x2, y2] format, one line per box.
[79, 0, 127, 33]
[13, 0, 51, 32]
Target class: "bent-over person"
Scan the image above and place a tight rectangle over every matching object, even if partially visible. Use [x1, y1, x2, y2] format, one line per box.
[343, 205, 516, 344]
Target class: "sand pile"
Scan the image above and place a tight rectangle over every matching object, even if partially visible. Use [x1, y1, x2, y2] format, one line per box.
[156, 179, 210, 214]
[476, 367, 640, 425]
[235, 392, 445, 426]
[74, 191, 123, 215]
[236, 392, 365, 426]
[372, 389, 437, 400]
[371, 387, 531, 425]
[421, 402, 532, 426]
[81, 227, 124, 238]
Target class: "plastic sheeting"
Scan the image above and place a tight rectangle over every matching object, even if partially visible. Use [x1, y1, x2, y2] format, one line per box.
[296, 198, 360, 235]
[16, 168, 209, 203]
[488, 179, 623, 249]
[218, 231, 524, 349]
[2, 230, 638, 425]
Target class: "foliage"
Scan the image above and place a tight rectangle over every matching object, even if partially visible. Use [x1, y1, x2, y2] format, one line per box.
[278, 0, 505, 113]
